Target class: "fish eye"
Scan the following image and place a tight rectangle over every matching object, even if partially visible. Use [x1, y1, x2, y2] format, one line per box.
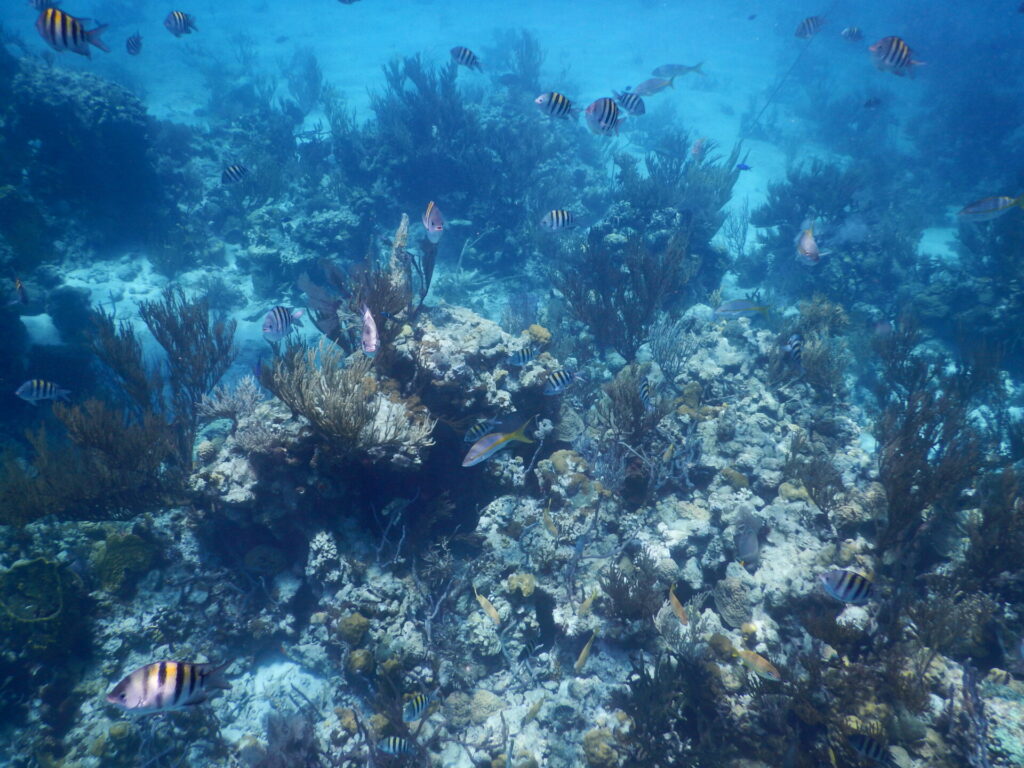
[119, 693, 127, 700]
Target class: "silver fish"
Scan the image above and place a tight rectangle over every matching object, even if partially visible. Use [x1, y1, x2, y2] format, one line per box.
[361, 304, 379, 357]
[16, 379, 70, 404]
[107, 660, 231, 713]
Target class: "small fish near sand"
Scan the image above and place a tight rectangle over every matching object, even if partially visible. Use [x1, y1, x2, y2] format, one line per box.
[462, 416, 535, 467]
[958, 195, 1024, 222]
[630, 77, 675, 97]
[651, 62, 703, 78]
[402, 692, 436, 723]
[107, 660, 232, 713]
[714, 298, 769, 319]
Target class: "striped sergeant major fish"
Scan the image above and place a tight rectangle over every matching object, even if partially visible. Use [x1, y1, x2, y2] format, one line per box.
[869, 36, 923, 76]
[106, 660, 232, 713]
[795, 16, 825, 38]
[847, 733, 898, 767]
[613, 90, 646, 116]
[262, 305, 304, 343]
[125, 31, 142, 56]
[379, 736, 414, 755]
[16, 379, 70, 405]
[534, 92, 575, 119]
[540, 210, 575, 230]
[584, 97, 623, 136]
[464, 417, 498, 443]
[402, 691, 436, 722]
[638, 376, 654, 412]
[841, 26, 863, 42]
[543, 369, 581, 396]
[450, 46, 481, 71]
[164, 11, 197, 37]
[820, 569, 874, 604]
[507, 345, 537, 366]
[222, 164, 249, 184]
[35, 8, 109, 57]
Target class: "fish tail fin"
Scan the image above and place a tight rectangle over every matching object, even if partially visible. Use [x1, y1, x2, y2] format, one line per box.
[669, 76, 676, 88]
[510, 415, 536, 444]
[205, 659, 234, 690]
[88, 23, 110, 52]
[695, 62, 704, 75]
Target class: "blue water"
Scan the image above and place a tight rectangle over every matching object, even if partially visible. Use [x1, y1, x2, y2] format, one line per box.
[1, 0, 1023, 766]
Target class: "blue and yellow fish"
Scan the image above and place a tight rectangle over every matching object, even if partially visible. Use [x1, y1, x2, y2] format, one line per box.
[462, 416, 534, 467]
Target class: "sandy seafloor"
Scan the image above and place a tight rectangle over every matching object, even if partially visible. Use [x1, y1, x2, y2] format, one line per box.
[4, 0, 964, 360]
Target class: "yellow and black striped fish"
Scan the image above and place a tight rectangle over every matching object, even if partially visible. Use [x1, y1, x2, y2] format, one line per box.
[841, 26, 863, 42]
[584, 97, 623, 136]
[534, 91, 575, 119]
[847, 734, 895, 767]
[540, 210, 575, 230]
[126, 31, 142, 56]
[402, 692, 435, 722]
[819, 569, 874, 604]
[164, 10, 197, 37]
[222, 164, 250, 184]
[464, 417, 497, 443]
[638, 377, 653, 411]
[450, 46, 481, 71]
[544, 369, 579, 396]
[507, 345, 537, 366]
[106, 660, 232, 713]
[15, 379, 69, 404]
[613, 90, 646, 116]
[35, 8, 110, 57]
[869, 36, 921, 76]
[795, 16, 825, 38]
[379, 736, 414, 755]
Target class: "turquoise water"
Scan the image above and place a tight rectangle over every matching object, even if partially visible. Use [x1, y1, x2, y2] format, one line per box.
[1, 0, 1023, 766]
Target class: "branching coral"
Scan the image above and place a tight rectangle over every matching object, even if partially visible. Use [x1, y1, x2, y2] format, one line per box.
[262, 340, 435, 467]
[552, 227, 695, 356]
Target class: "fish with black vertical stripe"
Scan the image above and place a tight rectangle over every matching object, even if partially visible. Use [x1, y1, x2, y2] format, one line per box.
[450, 46, 481, 71]
[613, 90, 646, 116]
[794, 16, 825, 38]
[820, 569, 875, 604]
[35, 8, 109, 57]
[534, 92, 576, 119]
[164, 10, 197, 37]
[126, 31, 142, 56]
[584, 97, 623, 136]
[540, 210, 575, 230]
[868, 36, 923, 76]
[107, 660, 232, 713]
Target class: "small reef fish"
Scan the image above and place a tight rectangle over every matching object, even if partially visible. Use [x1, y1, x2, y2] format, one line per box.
[782, 333, 803, 366]
[125, 31, 142, 55]
[841, 26, 864, 41]
[574, 630, 597, 673]
[847, 734, 897, 767]
[714, 299, 768, 318]
[638, 377, 653, 412]
[164, 11, 197, 37]
[795, 16, 825, 38]
[450, 46, 481, 71]
[107, 660, 231, 713]
[402, 692, 435, 722]
[734, 512, 762, 573]
[795, 224, 822, 265]
[578, 587, 598, 618]
[735, 649, 782, 681]
[16, 379, 70, 404]
[379, 736, 413, 756]
[631, 77, 675, 97]
[534, 91, 575, 119]
[35, 8, 109, 57]
[543, 369, 580, 395]
[820, 569, 875, 604]
[10, 276, 28, 306]
[464, 417, 498, 443]
[958, 195, 1024, 222]
[521, 695, 546, 727]
[736, 163, 752, 171]
[542, 501, 558, 536]
[507, 345, 537, 366]
[651, 62, 703, 78]
[360, 304, 379, 357]
[462, 416, 534, 467]
[540, 209, 575, 230]
[584, 97, 623, 136]
[613, 90, 646, 116]
[262, 306, 304, 343]
[473, 585, 501, 625]
[869, 36, 923, 77]
[668, 584, 689, 626]
[691, 137, 708, 160]
[422, 201, 445, 244]
[222, 164, 249, 184]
